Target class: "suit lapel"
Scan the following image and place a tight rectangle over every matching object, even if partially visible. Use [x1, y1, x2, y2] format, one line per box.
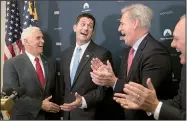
[41, 56, 48, 90]
[66, 47, 75, 90]
[23, 53, 44, 91]
[122, 49, 129, 80]
[71, 41, 95, 88]
[127, 34, 150, 81]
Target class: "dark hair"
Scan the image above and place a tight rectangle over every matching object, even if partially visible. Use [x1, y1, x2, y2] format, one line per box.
[76, 13, 96, 29]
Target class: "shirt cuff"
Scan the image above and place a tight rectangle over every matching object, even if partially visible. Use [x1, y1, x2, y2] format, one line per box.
[146, 112, 152, 116]
[112, 80, 117, 90]
[154, 101, 163, 120]
[79, 96, 87, 109]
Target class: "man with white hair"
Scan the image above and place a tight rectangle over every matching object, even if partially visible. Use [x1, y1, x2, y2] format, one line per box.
[115, 15, 186, 120]
[3, 27, 61, 120]
[90, 4, 174, 119]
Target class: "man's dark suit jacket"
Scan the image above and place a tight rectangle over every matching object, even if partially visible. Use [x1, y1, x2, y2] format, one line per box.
[114, 33, 174, 119]
[59, 40, 112, 120]
[159, 64, 186, 120]
[3, 53, 60, 120]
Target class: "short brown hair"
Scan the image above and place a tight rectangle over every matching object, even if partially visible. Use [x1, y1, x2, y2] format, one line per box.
[76, 13, 96, 29]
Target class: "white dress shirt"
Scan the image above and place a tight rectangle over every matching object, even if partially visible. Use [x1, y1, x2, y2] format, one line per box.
[70, 41, 91, 109]
[154, 101, 163, 119]
[25, 51, 45, 78]
[113, 33, 148, 89]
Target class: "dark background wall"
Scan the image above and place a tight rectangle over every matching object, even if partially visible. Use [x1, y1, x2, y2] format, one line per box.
[18, 0, 185, 92]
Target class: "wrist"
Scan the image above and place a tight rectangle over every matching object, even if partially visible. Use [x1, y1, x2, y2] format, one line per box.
[111, 76, 118, 87]
[152, 99, 159, 114]
[79, 97, 83, 107]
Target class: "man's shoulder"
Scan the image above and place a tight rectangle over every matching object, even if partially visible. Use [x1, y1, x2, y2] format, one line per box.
[94, 43, 109, 52]
[4, 54, 26, 68]
[5, 54, 25, 63]
[144, 35, 169, 54]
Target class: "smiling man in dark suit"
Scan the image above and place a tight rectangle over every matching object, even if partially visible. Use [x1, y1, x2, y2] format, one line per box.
[114, 15, 186, 120]
[90, 4, 174, 120]
[3, 27, 60, 120]
[59, 13, 112, 120]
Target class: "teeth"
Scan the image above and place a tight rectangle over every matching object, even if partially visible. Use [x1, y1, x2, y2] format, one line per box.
[176, 49, 180, 52]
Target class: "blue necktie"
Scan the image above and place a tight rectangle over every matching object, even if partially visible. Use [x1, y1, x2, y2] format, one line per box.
[70, 47, 82, 85]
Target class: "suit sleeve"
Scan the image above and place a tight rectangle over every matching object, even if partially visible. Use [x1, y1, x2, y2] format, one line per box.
[83, 51, 113, 108]
[114, 52, 127, 93]
[159, 69, 186, 120]
[159, 103, 186, 120]
[3, 60, 42, 118]
[114, 48, 172, 93]
[140, 49, 172, 90]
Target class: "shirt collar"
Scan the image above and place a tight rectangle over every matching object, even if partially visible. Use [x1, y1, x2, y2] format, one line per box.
[75, 40, 91, 52]
[132, 33, 148, 51]
[25, 51, 41, 63]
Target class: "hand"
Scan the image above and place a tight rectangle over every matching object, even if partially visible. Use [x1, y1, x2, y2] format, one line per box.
[123, 78, 159, 113]
[60, 92, 82, 111]
[90, 58, 117, 87]
[113, 93, 139, 109]
[42, 95, 60, 113]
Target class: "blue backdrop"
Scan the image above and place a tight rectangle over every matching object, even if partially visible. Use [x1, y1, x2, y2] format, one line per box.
[18, 0, 186, 94]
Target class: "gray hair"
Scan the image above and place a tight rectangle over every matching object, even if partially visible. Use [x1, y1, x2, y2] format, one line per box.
[21, 26, 41, 45]
[121, 4, 153, 30]
[180, 14, 186, 20]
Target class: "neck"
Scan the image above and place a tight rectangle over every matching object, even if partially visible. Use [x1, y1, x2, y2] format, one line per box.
[131, 28, 148, 46]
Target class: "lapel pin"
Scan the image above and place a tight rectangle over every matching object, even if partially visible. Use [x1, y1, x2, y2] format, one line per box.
[86, 55, 90, 58]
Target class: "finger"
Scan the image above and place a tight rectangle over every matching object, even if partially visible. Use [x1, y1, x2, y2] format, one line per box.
[63, 102, 77, 107]
[91, 65, 97, 72]
[121, 104, 130, 109]
[90, 73, 103, 85]
[128, 82, 146, 92]
[50, 103, 60, 110]
[45, 95, 52, 100]
[75, 92, 81, 99]
[92, 70, 106, 79]
[124, 84, 144, 96]
[119, 98, 129, 105]
[106, 60, 113, 72]
[50, 107, 60, 112]
[92, 78, 104, 86]
[93, 58, 102, 69]
[95, 58, 103, 67]
[146, 78, 155, 91]
[60, 105, 71, 111]
[91, 59, 99, 71]
[49, 110, 58, 113]
[113, 97, 120, 102]
[113, 97, 121, 104]
[90, 72, 107, 86]
[123, 86, 140, 98]
[114, 93, 126, 98]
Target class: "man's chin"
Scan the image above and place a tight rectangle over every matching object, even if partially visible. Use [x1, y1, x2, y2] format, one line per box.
[180, 59, 186, 64]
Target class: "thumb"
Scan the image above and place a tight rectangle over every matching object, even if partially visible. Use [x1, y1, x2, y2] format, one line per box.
[146, 78, 154, 90]
[46, 95, 52, 100]
[106, 60, 112, 72]
[75, 92, 81, 99]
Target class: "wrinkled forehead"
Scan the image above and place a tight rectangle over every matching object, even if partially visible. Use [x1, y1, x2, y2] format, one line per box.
[78, 17, 94, 24]
[120, 12, 131, 22]
[31, 29, 43, 37]
[174, 18, 185, 37]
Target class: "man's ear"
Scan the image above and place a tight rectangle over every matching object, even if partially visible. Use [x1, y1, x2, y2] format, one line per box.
[24, 39, 29, 46]
[133, 19, 140, 30]
[73, 24, 77, 32]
